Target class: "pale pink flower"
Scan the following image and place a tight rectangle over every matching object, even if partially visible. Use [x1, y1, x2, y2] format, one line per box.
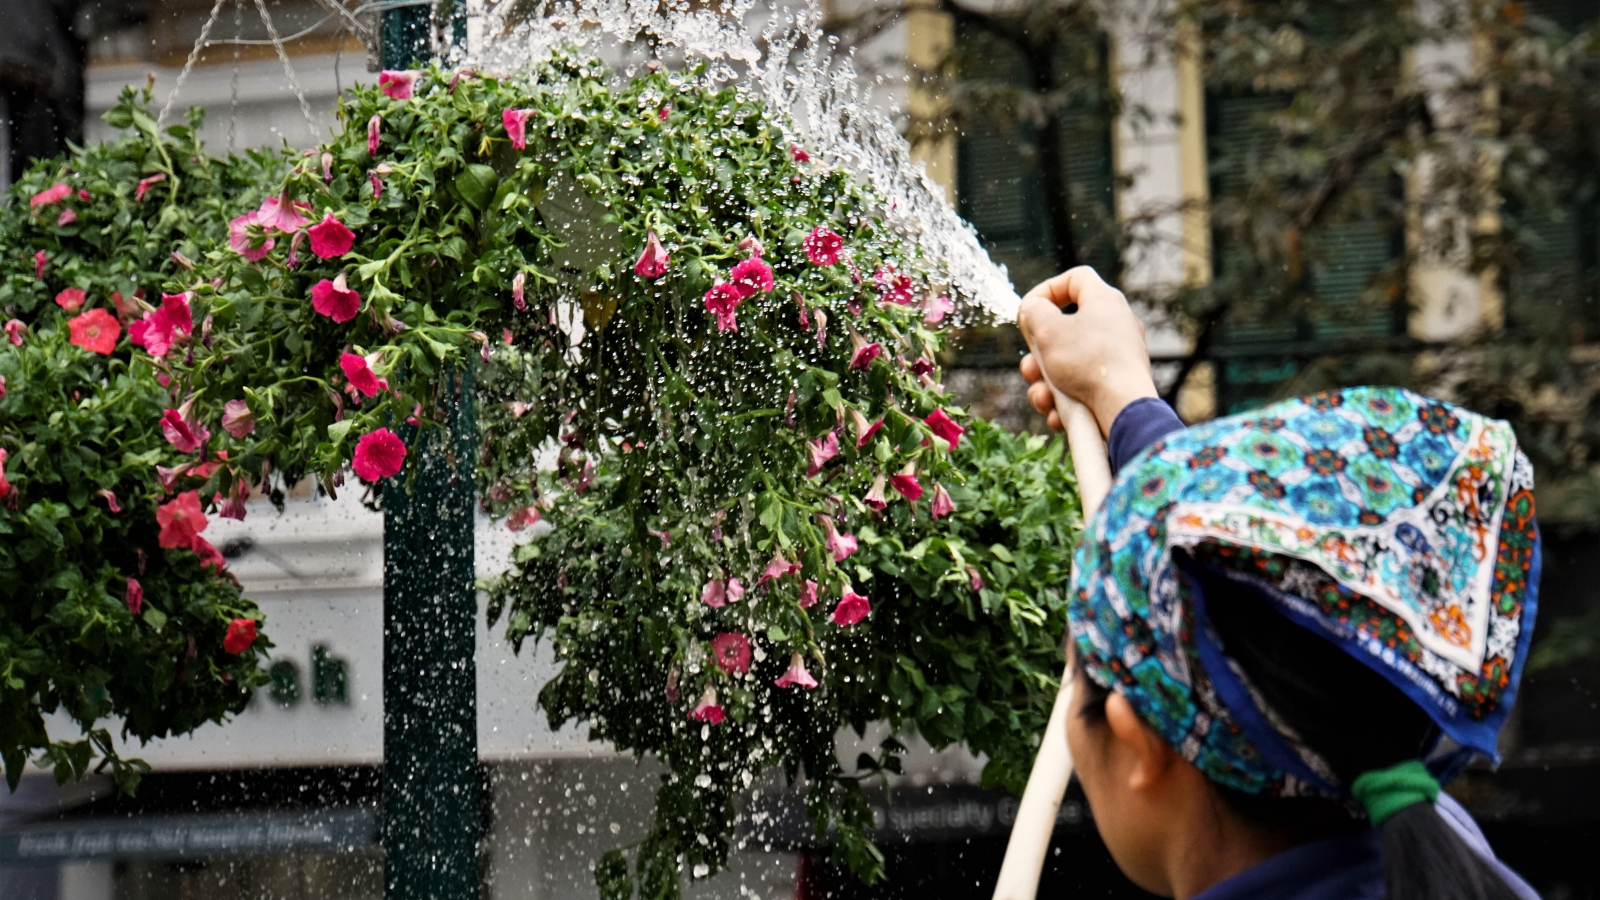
[635, 230, 669, 279]
[503, 108, 533, 149]
[229, 211, 275, 261]
[775, 652, 818, 689]
[135, 173, 166, 201]
[850, 409, 883, 449]
[57, 209, 77, 227]
[848, 326, 882, 369]
[256, 192, 310, 233]
[799, 579, 819, 608]
[820, 515, 857, 562]
[923, 294, 954, 324]
[379, 69, 419, 100]
[171, 250, 194, 270]
[322, 151, 335, 182]
[925, 408, 965, 449]
[367, 114, 382, 154]
[967, 566, 985, 592]
[647, 527, 671, 547]
[814, 308, 827, 349]
[930, 484, 955, 520]
[701, 578, 728, 609]
[30, 183, 71, 208]
[726, 578, 746, 603]
[221, 399, 256, 438]
[308, 212, 356, 259]
[758, 552, 801, 587]
[831, 587, 871, 626]
[688, 687, 726, 724]
[704, 281, 743, 332]
[863, 474, 888, 511]
[4, 320, 24, 345]
[710, 633, 752, 674]
[160, 400, 210, 454]
[340, 351, 389, 398]
[97, 489, 122, 513]
[889, 461, 924, 501]
[806, 430, 839, 477]
[512, 271, 527, 311]
[803, 226, 843, 266]
[310, 273, 362, 323]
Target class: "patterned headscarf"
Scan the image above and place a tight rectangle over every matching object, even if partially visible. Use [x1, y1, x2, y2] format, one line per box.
[1067, 387, 1539, 795]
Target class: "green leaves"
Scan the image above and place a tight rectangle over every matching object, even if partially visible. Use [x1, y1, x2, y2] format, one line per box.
[453, 163, 499, 212]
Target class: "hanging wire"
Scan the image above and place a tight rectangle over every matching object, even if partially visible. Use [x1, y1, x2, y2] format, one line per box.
[156, 0, 232, 131]
[229, 0, 242, 152]
[253, 0, 322, 142]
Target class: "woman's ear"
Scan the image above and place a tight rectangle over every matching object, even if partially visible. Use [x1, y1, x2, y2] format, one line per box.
[1104, 691, 1179, 792]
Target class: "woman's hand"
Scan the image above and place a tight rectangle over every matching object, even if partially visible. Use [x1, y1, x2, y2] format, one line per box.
[1018, 266, 1159, 437]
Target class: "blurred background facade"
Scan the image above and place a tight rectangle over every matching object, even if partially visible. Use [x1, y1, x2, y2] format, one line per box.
[2, 0, 1599, 898]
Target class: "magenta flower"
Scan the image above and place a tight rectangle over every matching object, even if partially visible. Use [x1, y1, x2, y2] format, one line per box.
[160, 401, 211, 454]
[790, 144, 810, 163]
[257, 192, 310, 233]
[55, 288, 86, 311]
[367, 114, 382, 154]
[849, 409, 883, 449]
[370, 171, 384, 200]
[704, 281, 743, 332]
[806, 430, 839, 477]
[758, 552, 801, 587]
[353, 428, 407, 481]
[688, 687, 726, 724]
[727, 578, 746, 603]
[221, 399, 256, 438]
[129, 292, 193, 358]
[635, 230, 670, 279]
[78, 189, 90, 201]
[923, 294, 954, 324]
[910, 356, 936, 378]
[126, 578, 144, 615]
[379, 69, 419, 100]
[0, 448, 9, 499]
[310, 274, 362, 323]
[799, 579, 819, 608]
[308, 212, 356, 259]
[702, 578, 728, 609]
[890, 462, 924, 501]
[710, 632, 753, 674]
[506, 506, 543, 531]
[803, 227, 843, 266]
[863, 474, 888, 511]
[503, 108, 533, 149]
[930, 484, 955, 520]
[831, 587, 871, 626]
[730, 256, 775, 295]
[340, 352, 389, 398]
[848, 326, 882, 370]
[659, 106, 671, 120]
[820, 515, 858, 562]
[30, 183, 71, 208]
[57, 209, 77, 227]
[775, 652, 818, 689]
[925, 409, 965, 448]
[229, 211, 275, 261]
[34, 250, 47, 279]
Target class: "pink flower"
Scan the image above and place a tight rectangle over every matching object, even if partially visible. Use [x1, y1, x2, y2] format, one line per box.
[572, 458, 595, 494]
[799, 579, 819, 608]
[157, 490, 208, 550]
[688, 687, 726, 723]
[790, 144, 810, 163]
[370, 171, 384, 200]
[659, 106, 671, 121]
[863, 474, 888, 511]
[512, 271, 527, 310]
[803, 227, 843, 266]
[726, 577, 746, 603]
[635, 230, 670, 279]
[55, 288, 86, 311]
[806, 430, 839, 477]
[308, 212, 356, 259]
[340, 351, 389, 397]
[503, 108, 533, 149]
[831, 587, 871, 626]
[322, 151, 335, 182]
[57, 209, 77, 227]
[310, 273, 362, 323]
[256, 192, 311, 233]
[876, 269, 915, 306]
[702, 578, 728, 609]
[126, 578, 144, 615]
[704, 281, 743, 332]
[98, 489, 122, 513]
[30, 183, 72, 208]
[217, 486, 248, 520]
[911, 356, 936, 378]
[193, 536, 226, 572]
[78, 189, 91, 202]
[34, 250, 47, 279]
[507, 506, 543, 531]
[849, 409, 883, 449]
[820, 515, 857, 562]
[135, 173, 165, 201]
[925, 408, 965, 448]
[0, 448, 10, 498]
[730, 256, 775, 295]
[815, 307, 828, 349]
[775, 652, 818, 689]
[129, 292, 193, 358]
[967, 566, 984, 592]
[367, 114, 382, 154]
[758, 552, 801, 587]
[923, 294, 954, 324]
[890, 462, 924, 501]
[221, 399, 256, 438]
[160, 401, 211, 454]
[229, 211, 275, 260]
[353, 428, 407, 481]
[648, 527, 671, 547]
[380, 70, 420, 100]
[848, 326, 882, 369]
[0, 375, 5, 399]
[223, 618, 258, 654]
[69, 309, 120, 355]
[710, 632, 753, 674]
[930, 484, 955, 519]
[4, 320, 25, 346]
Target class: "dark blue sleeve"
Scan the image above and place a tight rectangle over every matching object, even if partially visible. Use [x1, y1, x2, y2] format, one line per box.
[1108, 396, 1185, 473]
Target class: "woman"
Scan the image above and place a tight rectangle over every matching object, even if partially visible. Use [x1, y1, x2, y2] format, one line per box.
[1016, 267, 1540, 900]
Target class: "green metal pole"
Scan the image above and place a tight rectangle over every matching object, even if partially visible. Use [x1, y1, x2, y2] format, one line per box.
[379, 11, 480, 900]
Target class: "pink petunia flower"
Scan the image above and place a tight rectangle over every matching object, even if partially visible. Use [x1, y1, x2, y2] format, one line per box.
[635, 230, 670, 279]
[967, 567, 985, 592]
[688, 687, 726, 723]
[849, 409, 883, 449]
[807, 430, 839, 477]
[353, 428, 407, 481]
[0, 374, 5, 399]
[221, 399, 256, 438]
[126, 578, 144, 615]
[69, 309, 120, 355]
[57, 209, 77, 227]
[229, 211, 275, 261]
[370, 171, 384, 200]
[930, 484, 955, 520]
[308, 212, 356, 259]
[192, 535, 227, 572]
[157, 490, 209, 550]
[803, 227, 843, 266]
[775, 652, 818, 689]
[134, 173, 166, 202]
[726, 577, 746, 603]
[863, 474, 888, 511]
[507, 506, 543, 531]
[820, 515, 858, 562]
[285, 230, 304, 270]
[322, 151, 335, 182]
[758, 552, 801, 587]
[889, 461, 924, 501]
[925, 408, 965, 448]
[704, 281, 743, 333]
[847, 326, 882, 370]
[911, 356, 936, 378]
[160, 400, 211, 454]
[78, 189, 91, 202]
[129, 292, 193, 358]
[4, 320, 25, 345]
[55, 288, 86, 311]
[702, 578, 728, 609]
[341, 352, 389, 398]
[876, 269, 915, 306]
[659, 106, 671, 121]
[367, 114, 382, 155]
[310, 274, 362, 323]
[831, 586, 871, 626]
[98, 489, 122, 513]
[790, 144, 810, 163]
[217, 486, 249, 521]
[710, 632, 752, 674]
[503, 108, 533, 150]
[0, 447, 10, 498]
[256, 192, 311, 233]
[30, 183, 72, 208]
[223, 618, 258, 654]
[814, 308, 828, 350]
[800, 579, 819, 608]
[379, 69, 420, 100]
[512, 271, 527, 311]
[729, 256, 775, 295]
[923, 293, 954, 324]
[34, 250, 47, 279]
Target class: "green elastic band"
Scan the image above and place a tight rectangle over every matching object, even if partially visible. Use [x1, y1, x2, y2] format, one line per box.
[1350, 759, 1440, 826]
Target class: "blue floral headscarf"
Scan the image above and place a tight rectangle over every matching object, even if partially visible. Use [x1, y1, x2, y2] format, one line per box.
[1067, 386, 1540, 796]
